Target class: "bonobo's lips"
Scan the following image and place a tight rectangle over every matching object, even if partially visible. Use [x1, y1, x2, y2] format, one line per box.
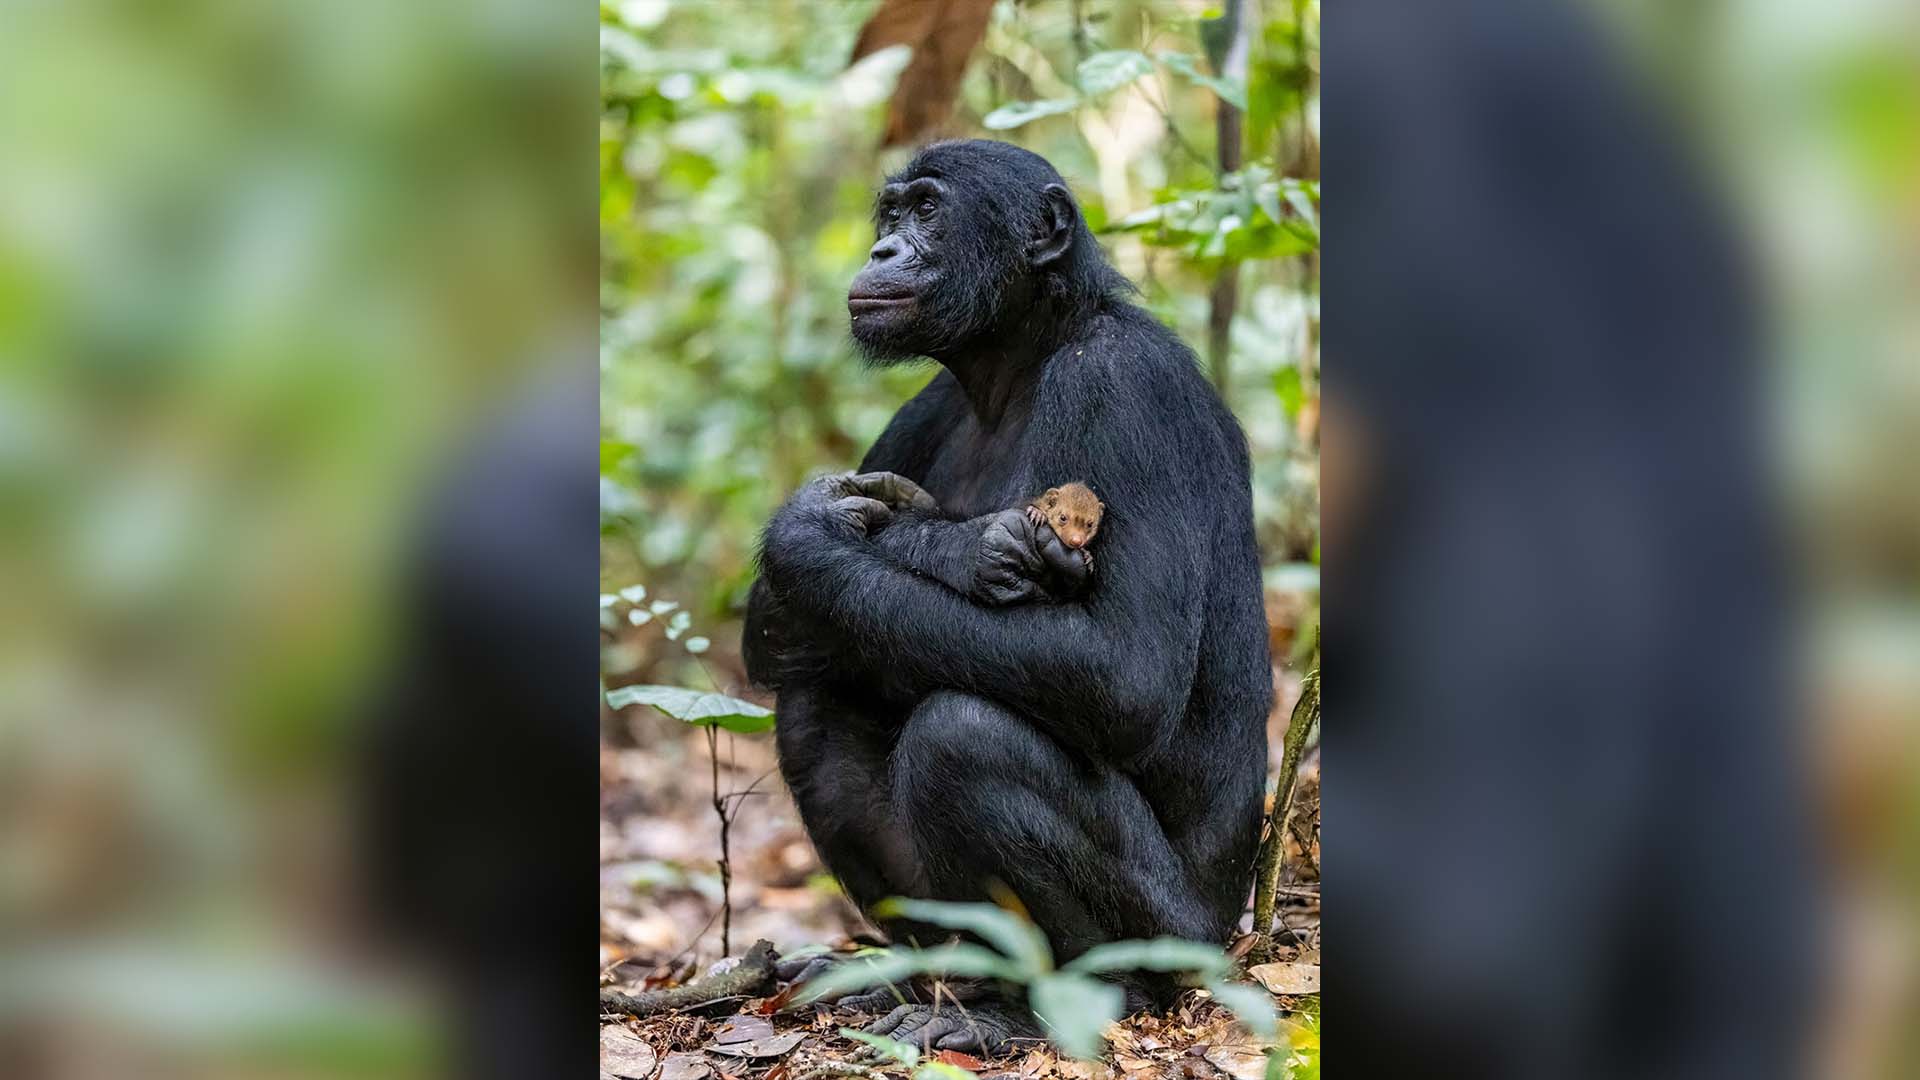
[848, 289, 914, 315]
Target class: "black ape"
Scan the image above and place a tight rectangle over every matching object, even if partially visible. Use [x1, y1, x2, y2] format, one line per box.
[744, 141, 1270, 1051]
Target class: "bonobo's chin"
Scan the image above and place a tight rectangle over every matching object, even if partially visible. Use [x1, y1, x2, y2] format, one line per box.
[849, 306, 932, 365]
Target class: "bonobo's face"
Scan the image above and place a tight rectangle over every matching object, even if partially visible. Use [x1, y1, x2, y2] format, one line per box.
[848, 173, 968, 361]
[849, 141, 1092, 363]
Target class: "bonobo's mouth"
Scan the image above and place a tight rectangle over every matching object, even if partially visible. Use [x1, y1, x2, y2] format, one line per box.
[848, 290, 915, 315]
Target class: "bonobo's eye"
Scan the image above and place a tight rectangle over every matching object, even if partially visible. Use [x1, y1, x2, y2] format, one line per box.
[915, 198, 936, 219]
[884, 204, 902, 224]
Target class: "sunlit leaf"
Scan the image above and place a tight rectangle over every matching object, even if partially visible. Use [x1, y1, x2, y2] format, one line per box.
[1064, 937, 1229, 977]
[1206, 979, 1278, 1037]
[605, 684, 774, 732]
[1028, 972, 1123, 1059]
[796, 943, 1017, 1002]
[871, 898, 1053, 977]
[1077, 50, 1154, 97]
[981, 98, 1080, 130]
[1158, 51, 1249, 110]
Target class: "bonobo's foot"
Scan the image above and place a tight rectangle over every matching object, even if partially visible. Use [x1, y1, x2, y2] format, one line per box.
[771, 950, 929, 1013]
[866, 995, 1043, 1056]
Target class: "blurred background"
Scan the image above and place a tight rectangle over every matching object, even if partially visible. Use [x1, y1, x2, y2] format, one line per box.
[0, 0, 1912, 1076]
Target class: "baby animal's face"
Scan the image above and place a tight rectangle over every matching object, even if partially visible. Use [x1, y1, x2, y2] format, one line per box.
[1048, 502, 1099, 549]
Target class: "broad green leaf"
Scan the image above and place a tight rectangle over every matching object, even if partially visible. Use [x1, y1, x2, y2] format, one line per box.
[1077, 50, 1154, 97]
[1028, 972, 1123, 1059]
[795, 943, 1017, 1002]
[600, 438, 634, 474]
[604, 685, 774, 733]
[1064, 937, 1230, 978]
[1206, 979, 1278, 1037]
[838, 1028, 919, 1066]
[1157, 51, 1249, 110]
[981, 98, 1080, 130]
[1273, 367, 1304, 420]
[871, 899, 1053, 977]
[914, 1063, 980, 1080]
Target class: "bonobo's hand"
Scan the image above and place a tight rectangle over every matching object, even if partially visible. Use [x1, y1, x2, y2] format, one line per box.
[764, 471, 939, 581]
[771, 470, 937, 539]
[971, 508, 1093, 605]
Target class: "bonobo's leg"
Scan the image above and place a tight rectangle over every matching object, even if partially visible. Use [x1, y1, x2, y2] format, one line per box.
[892, 691, 1221, 952]
[865, 692, 1221, 1053]
[773, 685, 928, 912]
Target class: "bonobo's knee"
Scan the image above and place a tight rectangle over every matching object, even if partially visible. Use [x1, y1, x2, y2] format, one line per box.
[893, 691, 1038, 786]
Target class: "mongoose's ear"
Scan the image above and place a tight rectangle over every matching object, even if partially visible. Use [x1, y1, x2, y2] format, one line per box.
[1042, 489, 1059, 508]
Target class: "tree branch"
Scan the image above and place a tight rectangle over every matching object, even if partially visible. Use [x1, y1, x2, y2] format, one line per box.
[599, 939, 779, 1017]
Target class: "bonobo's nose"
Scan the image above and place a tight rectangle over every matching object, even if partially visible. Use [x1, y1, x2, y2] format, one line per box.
[867, 235, 904, 263]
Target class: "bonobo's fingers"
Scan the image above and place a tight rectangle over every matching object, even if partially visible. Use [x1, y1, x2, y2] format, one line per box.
[827, 495, 893, 537]
[866, 1003, 920, 1037]
[844, 471, 938, 513]
[1034, 525, 1093, 595]
[971, 511, 1046, 606]
[773, 952, 838, 986]
[838, 982, 922, 1014]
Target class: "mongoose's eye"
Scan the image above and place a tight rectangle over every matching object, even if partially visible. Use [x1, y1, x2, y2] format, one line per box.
[1057, 514, 1067, 524]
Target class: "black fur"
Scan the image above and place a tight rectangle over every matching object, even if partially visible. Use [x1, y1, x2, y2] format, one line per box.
[744, 140, 1270, 1050]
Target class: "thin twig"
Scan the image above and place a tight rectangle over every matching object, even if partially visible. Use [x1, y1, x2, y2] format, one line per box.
[707, 725, 733, 956]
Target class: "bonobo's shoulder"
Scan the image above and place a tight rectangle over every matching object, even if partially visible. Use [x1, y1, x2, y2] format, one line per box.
[1046, 303, 1213, 400]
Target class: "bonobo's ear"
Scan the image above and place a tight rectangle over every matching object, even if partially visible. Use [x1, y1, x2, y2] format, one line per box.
[1029, 184, 1078, 268]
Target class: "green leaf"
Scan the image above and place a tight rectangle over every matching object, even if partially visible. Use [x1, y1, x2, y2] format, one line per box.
[1206, 980, 1278, 1038]
[1063, 937, 1230, 978]
[914, 1064, 980, 1080]
[1076, 50, 1154, 97]
[981, 98, 1080, 130]
[795, 943, 1018, 1003]
[1273, 366, 1304, 419]
[1028, 972, 1124, 1059]
[839, 1028, 919, 1066]
[604, 685, 774, 733]
[1158, 51, 1249, 110]
[870, 899, 1053, 977]
[600, 439, 636, 475]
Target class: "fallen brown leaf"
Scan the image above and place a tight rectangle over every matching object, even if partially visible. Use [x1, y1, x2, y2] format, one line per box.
[1246, 962, 1320, 995]
[1202, 1045, 1272, 1080]
[600, 1024, 658, 1080]
[936, 1048, 985, 1070]
[659, 1051, 712, 1080]
[712, 1014, 775, 1044]
[706, 1031, 805, 1059]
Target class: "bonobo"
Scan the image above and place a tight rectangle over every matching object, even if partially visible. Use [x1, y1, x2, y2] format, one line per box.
[744, 141, 1270, 1053]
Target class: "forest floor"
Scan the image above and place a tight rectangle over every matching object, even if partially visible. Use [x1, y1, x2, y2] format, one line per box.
[599, 605, 1320, 1080]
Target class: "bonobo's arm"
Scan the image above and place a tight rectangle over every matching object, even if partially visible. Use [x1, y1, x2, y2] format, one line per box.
[870, 506, 1091, 605]
[759, 460, 1206, 763]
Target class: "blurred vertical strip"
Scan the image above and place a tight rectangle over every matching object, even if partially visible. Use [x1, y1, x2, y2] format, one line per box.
[0, 1, 597, 1077]
[1331, 0, 1920, 1076]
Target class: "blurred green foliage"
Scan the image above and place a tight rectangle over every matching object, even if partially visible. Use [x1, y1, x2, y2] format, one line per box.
[600, 0, 1323, 683]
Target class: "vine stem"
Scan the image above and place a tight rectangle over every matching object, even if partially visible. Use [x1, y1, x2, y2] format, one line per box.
[1252, 668, 1318, 935]
[707, 724, 733, 956]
